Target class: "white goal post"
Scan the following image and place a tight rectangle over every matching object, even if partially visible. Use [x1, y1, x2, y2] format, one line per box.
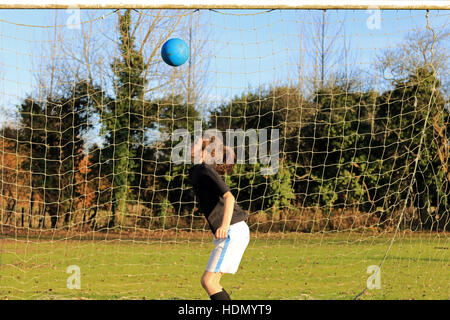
[0, 0, 449, 9]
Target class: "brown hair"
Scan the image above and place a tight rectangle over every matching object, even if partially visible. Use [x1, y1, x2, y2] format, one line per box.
[201, 137, 235, 175]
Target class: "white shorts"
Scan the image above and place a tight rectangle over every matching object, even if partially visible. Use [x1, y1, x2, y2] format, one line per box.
[205, 221, 250, 274]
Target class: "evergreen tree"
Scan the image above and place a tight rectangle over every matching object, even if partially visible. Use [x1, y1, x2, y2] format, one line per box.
[299, 85, 377, 210]
[374, 67, 447, 228]
[18, 81, 95, 228]
[101, 9, 154, 227]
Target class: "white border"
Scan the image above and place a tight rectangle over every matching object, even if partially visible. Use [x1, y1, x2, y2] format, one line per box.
[0, 0, 448, 9]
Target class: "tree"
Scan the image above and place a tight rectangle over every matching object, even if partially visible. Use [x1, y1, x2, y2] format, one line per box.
[377, 28, 449, 89]
[0, 125, 29, 227]
[18, 81, 96, 228]
[84, 144, 112, 229]
[209, 86, 314, 162]
[223, 161, 295, 213]
[99, 9, 190, 228]
[374, 67, 447, 228]
[208, 86, 304, 213]
[138, 94, 200, 218]
[299, 84, 377, 210]
[180, 10, 211, 110]
[100, 9, 153, 228]
[305, 10, 345, 91]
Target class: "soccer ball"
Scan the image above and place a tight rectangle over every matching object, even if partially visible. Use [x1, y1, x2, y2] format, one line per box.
[161, 38, 189, 67]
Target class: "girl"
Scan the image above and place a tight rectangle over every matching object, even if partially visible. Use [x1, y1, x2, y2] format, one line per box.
[189, 137, 250, 300]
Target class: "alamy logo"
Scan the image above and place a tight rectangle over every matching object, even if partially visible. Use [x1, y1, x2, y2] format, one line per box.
[66, 265, 81, 290]
[366, 6, 381, 30]
[366, 265, 381, 290]
[66, 7, 81, 30]
[171, 121, 279, 175]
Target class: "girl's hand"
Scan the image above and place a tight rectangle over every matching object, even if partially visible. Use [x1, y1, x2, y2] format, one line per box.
[215, 225, 229, 239]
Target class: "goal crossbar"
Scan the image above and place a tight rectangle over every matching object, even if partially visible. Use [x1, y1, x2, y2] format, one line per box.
[0, 0, 449, 10]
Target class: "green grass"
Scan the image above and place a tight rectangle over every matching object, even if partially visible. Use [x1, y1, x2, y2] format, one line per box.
[0, 233, 448, 300]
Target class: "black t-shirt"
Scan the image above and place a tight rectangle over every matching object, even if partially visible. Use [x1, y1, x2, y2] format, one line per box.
[189, 163, 248, 234]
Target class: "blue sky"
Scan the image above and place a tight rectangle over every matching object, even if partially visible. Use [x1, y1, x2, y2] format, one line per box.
[0, 9, 448, 131]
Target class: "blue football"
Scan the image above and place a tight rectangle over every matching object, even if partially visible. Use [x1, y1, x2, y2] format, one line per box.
[161, 38, 189, 67]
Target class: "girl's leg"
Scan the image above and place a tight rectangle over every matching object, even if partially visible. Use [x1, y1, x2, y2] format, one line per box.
[201, 271, 231, 300]
[200, 271, 223, 295]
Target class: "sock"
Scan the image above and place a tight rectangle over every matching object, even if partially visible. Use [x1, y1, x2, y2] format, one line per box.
[210, 288, 231, 300]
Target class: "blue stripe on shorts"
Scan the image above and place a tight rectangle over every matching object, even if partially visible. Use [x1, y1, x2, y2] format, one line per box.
[214, 231, 231, 273]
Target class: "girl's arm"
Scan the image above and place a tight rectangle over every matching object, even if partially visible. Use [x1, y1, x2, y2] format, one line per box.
[215, 191, 235, 238]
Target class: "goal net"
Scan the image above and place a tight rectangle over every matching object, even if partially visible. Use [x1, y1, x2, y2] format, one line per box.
[0, 2, 449, 299]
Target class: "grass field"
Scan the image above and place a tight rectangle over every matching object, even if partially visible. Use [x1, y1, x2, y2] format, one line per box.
[0, 232, 448, 300]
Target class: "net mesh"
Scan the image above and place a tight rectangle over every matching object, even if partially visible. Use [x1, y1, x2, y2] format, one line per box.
[0, 8, 449, 299]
